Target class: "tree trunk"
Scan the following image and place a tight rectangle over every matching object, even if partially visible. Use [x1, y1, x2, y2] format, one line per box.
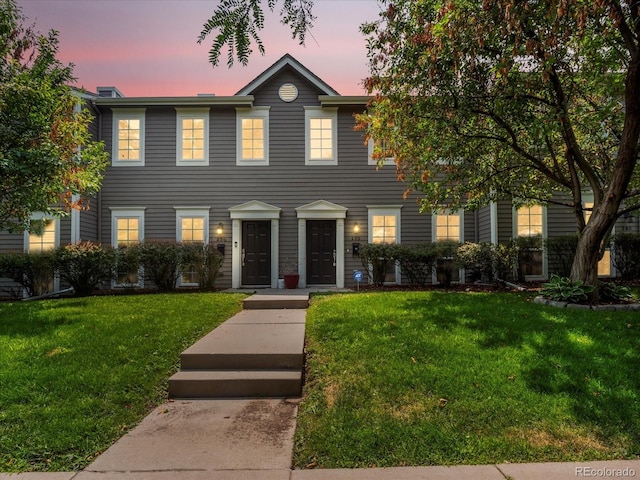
[570, 227, 603, 302]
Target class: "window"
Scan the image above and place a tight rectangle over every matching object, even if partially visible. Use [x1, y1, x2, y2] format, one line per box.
[111, 208, 145, 286]
[236, 107, 269, 166]
[514, 204, 546, 279]
[112, 109, 145, 166]
[584, 196, 612, 277]
[176, 108, 209, 166]
[432, 210, 464, 283]
[305, 107, 337, 165]
[368, 206, 402, 283]
[26, 218, 58, 253]
[176, 208, 209, 286]
[434, 211, 463, 242]
[368, 138, 395, 166]
[24, 213, 59, 294]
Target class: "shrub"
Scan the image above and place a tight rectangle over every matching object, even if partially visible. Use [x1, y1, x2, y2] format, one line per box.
[456, 242, 494, 282]
[0, 250, 56, 297]
[598, 281, 633, 303]
[540, 274, 595, 304]
[179, 242, 225, 290]
[513, 235, 543, 282]
[395, 243, 438, 286]
[136, 241, 183, 292]
[114, 245, 141, 288]
[612, 232, 640, 280]
[54, 242, 116, 297]
[545, 234, 578, 278]
[360, 243, 399, 287]
[434, 240, 460, 286]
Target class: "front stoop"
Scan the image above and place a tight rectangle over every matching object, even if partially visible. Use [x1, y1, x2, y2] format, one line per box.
[169, 300, 307, 399]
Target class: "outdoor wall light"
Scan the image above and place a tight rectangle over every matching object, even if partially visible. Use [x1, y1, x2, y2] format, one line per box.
[353, 222, 360, 234]
[216, 223, 224, 236]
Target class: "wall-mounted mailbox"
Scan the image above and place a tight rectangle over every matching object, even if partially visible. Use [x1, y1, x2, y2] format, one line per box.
[217, 243, 225, 256]
[352, 242, 360, 256]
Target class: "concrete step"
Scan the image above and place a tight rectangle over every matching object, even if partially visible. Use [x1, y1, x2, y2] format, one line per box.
[168, 370, 302, 398]
[243, 294, 309, 310]
[179, 322, 305, 370]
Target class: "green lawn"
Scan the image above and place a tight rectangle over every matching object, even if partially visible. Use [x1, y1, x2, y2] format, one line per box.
[294, 291, 640, 468]
[0, 292, 246, 472]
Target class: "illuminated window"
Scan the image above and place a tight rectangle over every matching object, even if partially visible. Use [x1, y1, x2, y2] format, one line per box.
[236, 107, 269, 166]
[305, 107, 337, 165]
[28, 219, 57, 253]
[111, 208, 145, 286]
[368, 207, 402, 284]
[514, 204, 546, 279]
[112, 109, 145, 166]
[434, 212, 462, 242]
[177, 109, 209, 165]
[176, 208, 209, 286]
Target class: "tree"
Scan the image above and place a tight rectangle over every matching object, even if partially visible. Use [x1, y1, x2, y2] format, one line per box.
[198, 0, 315, 67]
[0, 0, 108, 233]
[359, 0, 640, 296]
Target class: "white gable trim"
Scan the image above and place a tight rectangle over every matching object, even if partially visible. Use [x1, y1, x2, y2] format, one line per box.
[235, 54, 339, 96]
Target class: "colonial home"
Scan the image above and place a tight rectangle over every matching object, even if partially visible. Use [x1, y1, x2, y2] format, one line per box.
[1, 54, 638, 294]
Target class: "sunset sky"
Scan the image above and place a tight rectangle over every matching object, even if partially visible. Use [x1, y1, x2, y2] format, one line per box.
[19, 0, 382, 97]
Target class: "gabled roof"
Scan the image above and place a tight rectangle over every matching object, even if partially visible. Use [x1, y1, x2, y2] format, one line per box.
[235, 53, 340, 96]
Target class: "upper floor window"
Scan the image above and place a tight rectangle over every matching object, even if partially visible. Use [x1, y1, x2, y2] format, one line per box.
[112, 109, 145, 167]
[368, 138, 395, 166]
[176, 108, 209, 166]
[236, 107, 269, 166]
[305, 107, 338, 165]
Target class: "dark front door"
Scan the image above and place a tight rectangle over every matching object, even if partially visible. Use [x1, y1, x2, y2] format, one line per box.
[242, 221, 271, 285]
[307, 220, 336, 285]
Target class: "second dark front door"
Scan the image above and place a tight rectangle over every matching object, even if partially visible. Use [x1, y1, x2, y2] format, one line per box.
[242, 220, 271, 285]
[307, 220, 336, 285]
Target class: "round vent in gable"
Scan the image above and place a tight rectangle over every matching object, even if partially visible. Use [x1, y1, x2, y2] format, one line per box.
[278, 83, 298, 102]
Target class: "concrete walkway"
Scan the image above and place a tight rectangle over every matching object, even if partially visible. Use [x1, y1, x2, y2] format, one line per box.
[2, 290, 639, 480]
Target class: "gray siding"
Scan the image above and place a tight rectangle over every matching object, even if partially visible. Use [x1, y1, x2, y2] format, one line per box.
[478, 206, 492, 243]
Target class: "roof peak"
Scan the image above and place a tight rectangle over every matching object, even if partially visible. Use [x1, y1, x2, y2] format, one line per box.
[235, 53, 340, 96]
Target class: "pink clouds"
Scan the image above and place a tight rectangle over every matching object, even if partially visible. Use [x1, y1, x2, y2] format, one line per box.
[19, 0, 380, 97]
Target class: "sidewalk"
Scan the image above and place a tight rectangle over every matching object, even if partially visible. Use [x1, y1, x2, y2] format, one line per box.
[2, 291, 638, 480]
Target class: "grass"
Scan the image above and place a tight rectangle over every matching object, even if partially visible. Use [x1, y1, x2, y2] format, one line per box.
[0, 292, 246, 472]
[294, 291, 640, 468]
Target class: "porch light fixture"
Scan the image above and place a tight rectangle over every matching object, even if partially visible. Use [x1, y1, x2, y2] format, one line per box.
[216, 223, 224, 236]
[353, 222, 360, 234]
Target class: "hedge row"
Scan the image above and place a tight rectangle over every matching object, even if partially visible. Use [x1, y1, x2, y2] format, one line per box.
[0, 241, 224, 298]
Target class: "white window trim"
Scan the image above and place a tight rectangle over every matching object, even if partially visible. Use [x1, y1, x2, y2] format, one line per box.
[175, 207, 210, 287]
[305, 107, 338, 166]
[112, 109, 146, 167]
[432, 209, 465, 284]
[24, 212, 60, 253]
[513, 204, 547, 280]
[236, 107, 270, 166]
[110, 207, 146, 287]
[367, 138, 395, 166]
[367, 206, 402, 284]
[432, 210, 465, 243]
[24, 213, 60, 294]
[176, 108, 210, 166]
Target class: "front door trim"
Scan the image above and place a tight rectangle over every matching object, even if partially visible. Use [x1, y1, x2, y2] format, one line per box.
[229, 200, 281, 288]
[295, 200, 347, 288]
